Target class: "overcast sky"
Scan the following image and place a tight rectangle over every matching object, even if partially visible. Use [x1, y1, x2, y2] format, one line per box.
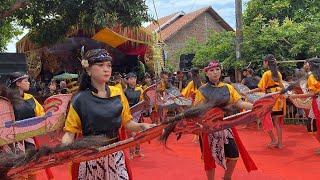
[5, 0, 249, 52]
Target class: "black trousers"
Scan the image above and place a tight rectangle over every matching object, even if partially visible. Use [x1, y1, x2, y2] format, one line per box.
[199, 136, 239, 159]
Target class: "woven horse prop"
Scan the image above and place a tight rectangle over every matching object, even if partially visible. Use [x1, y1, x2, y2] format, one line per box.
[0, 94, 72, 180]
[129, 84, 157, 114]
[130, 84, 192, 123]
[0, 91, 280, 178]
[158, 86, 193, 108]
[0, 84, 157, 148]
[0, 94, 72, 147]
[282, 80, 312, 109]
[232, 83, 265, 103]
[155, 85, 193, 123]
[233, 81, 312, 109]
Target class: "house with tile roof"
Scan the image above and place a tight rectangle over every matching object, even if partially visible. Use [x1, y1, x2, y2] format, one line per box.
[147, 6, 233, 70]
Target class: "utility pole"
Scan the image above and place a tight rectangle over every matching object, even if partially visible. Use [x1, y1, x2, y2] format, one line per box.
[235, 0, 243, 82]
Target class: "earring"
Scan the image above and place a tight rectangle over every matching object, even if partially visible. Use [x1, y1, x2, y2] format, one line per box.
[87, 72, 91, 77]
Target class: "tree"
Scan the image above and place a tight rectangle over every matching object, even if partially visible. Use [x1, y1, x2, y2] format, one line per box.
[0, 0, 152, 49]
[244, 0, 320, 25]
[193, 31, 239, 69]
[0, 21, 22, 52]
[242, 0, 320, 75]
[0, 0, 24, 52]
[181, 0, 320, 78]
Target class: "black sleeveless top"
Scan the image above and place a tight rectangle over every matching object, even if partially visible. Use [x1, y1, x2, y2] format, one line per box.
[124, 87, 141, 107]
[243, 77, 259, 90]
[13, 97, 36, 121]
[72, 89, 123, 137]
[199, 82, 230, 107]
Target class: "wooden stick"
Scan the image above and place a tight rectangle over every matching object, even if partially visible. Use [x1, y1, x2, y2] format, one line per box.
[277, 60, 306, 63]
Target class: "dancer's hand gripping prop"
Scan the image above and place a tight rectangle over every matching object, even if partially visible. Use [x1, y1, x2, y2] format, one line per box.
[0, 83, 296, 178]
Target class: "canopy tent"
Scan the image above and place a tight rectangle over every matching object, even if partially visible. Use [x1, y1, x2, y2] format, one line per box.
[93, 25, 153, 46]
[92, 25, 154, 56]
[15, 24, 162, 79]
[91, 26, 164, 75]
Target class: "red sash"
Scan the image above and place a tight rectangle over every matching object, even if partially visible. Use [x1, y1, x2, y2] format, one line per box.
[312, 97, 320, 137]
[231, 128, 258, 172]
[119, 126, 133, 180]
[202, 129, 257, 172]
[202, 133, 216, 170]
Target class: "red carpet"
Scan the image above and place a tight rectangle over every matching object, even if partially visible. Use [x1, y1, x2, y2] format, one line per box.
[36, 124, 320, 180]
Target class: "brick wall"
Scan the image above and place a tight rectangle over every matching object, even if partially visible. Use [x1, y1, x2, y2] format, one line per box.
[165, 12, 227, 70]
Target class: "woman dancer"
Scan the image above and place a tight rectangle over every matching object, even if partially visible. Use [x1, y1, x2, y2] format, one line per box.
[142, 73, 153, 90]
[156, 71, 173, 122]
[124, 72, 144, 158]
[181, 67, 202, 101]
[241, 68, 259, 90]
[181, 68, 203, 143]
[0, 72, 45, 179]
[195, 60, 254, 180]
[1, 72, 45, 151]
[241, 68, 261, 129]
[290, 57, 320, 154]
[62, 49, 153, 180]
[247, 54, 286, 148]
